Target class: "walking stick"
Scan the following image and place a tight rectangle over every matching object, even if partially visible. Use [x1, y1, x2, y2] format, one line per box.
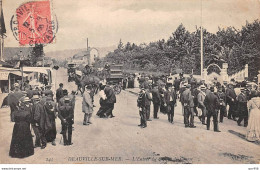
[60, 135, 63, 144]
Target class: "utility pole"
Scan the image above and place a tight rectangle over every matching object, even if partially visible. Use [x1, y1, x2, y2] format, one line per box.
[200, 0, 204, 78]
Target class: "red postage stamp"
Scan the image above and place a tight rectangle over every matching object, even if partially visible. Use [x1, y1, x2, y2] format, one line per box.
[11, 0, 58, 46]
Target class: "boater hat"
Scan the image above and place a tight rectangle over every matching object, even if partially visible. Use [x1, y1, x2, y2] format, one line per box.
[200, 85, 206, 90]
[22, 97, 31, 102]
[46, 85, 52, 88]
[14, 83, 19, 87]
[32, 95, 40, 101]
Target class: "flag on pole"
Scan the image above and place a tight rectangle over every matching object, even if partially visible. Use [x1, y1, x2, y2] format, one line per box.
[0, 2, 6, 36]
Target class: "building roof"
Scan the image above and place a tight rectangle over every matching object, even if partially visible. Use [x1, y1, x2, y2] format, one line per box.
[3, 47, 33, 61]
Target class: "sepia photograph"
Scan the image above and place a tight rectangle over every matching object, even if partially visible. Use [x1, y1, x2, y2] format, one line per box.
[0, 0, 259, 166]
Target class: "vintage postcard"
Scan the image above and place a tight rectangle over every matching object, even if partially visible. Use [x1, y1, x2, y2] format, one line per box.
[0, 0, 259, 166]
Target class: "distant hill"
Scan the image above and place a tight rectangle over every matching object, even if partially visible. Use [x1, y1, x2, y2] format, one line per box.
[45, 45, 116, 60]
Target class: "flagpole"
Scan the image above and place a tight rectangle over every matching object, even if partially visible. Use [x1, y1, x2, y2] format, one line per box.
[0, 0, 3, 61]
[200, 0, 203, 78]
[0, 37, 3, 61]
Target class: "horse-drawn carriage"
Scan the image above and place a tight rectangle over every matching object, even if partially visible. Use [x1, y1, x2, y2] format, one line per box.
[106, 64, 123, 95]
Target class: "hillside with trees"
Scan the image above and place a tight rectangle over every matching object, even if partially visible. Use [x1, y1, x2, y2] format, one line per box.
[103, 20, 260, 80]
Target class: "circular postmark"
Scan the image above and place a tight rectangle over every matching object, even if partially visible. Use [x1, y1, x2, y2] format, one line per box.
[10, 1, 58, 46]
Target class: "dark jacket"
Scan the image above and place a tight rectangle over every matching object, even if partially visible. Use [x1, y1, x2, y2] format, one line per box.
[237, 93, 247, 111]
[104, 86, 116, 104]
[226, 87, 236, 104]
[204, 92, 220, 113]
[217, 91, 226, 106]
[58, 106, 73, 125]
[26, 89, 34, 99]
[144, 90, 152, 106]
[34, 101, 52, 133]
[151, 88, 161, 104]
[164, 90, 176, 105]
[174, 79, 180, 90]
[56, 87, 64, 102]
[58, 96, 73, 124]
[43, 90, 53, 97]
[181, 89, 194, 107]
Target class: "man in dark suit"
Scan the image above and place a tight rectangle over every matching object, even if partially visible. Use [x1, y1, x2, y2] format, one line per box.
[104, 84, 116, 118]
[204, 87, 221, 132]
[173, 77, 180, 93]
[226, 84, 237, 120]
[237, 88, 248, 127]
[58, 90, 74, 145]
[216, 87, 227, 123]
[151, 85, 161, 119]
[181, 84, 196, 128]
[56, 83, 64, 103]
[164, 85, 177, 124]
[137, 88, 147, 128]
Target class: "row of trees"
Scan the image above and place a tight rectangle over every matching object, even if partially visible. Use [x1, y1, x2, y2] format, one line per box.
[104, 20, 260, 80]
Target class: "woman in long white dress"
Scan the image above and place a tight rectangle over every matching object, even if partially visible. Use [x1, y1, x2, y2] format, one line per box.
[246, 93, 260, 142]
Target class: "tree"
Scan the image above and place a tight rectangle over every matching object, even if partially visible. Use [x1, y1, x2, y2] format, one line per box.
[103, 21, 260, 79]
[30, 44, 44, 66]
[117, 39, 124, 50]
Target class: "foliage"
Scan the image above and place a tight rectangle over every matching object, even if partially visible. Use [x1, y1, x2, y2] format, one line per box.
[29, 44, 45, 66]
[51, 58, 68, 68]
[103, 20, 260, 80]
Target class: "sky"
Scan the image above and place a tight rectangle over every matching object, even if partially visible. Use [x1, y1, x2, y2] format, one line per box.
[2, 0, 260, 52]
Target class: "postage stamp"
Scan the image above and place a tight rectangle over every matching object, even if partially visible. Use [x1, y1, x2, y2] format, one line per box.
[10, 0, 58, 46]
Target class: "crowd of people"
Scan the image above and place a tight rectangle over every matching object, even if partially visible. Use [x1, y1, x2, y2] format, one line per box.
[136, 74, 260, 141]
[4, 72, 260, 159]
[7, 82, 77, 158]
[6, 77, 118, 159]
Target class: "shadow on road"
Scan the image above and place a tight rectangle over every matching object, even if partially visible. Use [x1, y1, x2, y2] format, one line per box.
[228, 130, 260, 146]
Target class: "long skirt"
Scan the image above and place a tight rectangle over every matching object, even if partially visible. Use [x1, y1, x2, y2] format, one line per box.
[9, 121, 34, 158]
[246, 108, 260, 142]
[45, 119, 57, 142]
